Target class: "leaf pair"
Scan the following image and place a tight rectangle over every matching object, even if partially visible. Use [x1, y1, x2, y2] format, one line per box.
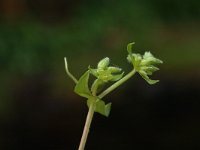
[74, 70, 111, 117]
[87, 97, 111, 117]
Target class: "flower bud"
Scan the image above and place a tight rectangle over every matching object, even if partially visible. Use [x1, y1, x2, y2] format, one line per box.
[140, 52, 163, 66]
[108, 67, 122, 73]
[97, 57, 110, 69]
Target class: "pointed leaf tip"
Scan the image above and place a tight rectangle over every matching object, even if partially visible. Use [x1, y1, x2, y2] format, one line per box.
[74, 70, 92, 98]
[87, 98, 112, 117]
[127, 42, 135, 53]
[95, 100, 112, 117]
[64, 57, 78, 84]
[139, 71, 159, 85]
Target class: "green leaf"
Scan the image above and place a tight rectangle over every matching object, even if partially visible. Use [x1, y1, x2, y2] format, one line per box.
[127, 42, 135, 55]
[74, 70, 92, 98]
[110, 72, 124, 81]
[139, 70, 159, 85]
[87, 98, 111, 117]
[140, 66, 159, 75]
[88, 66, 98, 77]
[127, 43, 135, 64]
[95, 99, 111, 117]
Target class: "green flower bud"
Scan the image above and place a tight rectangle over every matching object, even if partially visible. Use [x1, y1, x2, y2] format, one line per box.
[99, 74, 113, 82]
[126, 42, 163, 84]
[107, 67, 122, 73]
[127, 53, 142, 71]
[90, 57, 124, 83]
[140, 52, 163, 66]
[97, 57, 110, 69]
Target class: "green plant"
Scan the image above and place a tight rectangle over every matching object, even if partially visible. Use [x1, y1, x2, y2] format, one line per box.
[64, 42, 163, 150]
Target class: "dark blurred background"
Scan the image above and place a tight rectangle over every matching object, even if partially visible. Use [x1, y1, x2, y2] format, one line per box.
[0, 0, 200, 149]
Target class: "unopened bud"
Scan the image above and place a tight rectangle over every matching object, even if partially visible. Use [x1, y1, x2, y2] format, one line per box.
[108, 67, 122, 73]
[97, 57, 110, 69]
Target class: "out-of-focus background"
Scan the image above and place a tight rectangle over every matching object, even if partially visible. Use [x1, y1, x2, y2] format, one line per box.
[0, 0, 200, 149]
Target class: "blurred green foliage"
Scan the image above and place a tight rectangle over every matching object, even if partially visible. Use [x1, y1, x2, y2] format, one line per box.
[0, 0, 200, 116]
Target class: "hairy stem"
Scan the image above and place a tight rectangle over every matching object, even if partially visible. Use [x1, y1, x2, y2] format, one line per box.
[98, 69, 136, 99]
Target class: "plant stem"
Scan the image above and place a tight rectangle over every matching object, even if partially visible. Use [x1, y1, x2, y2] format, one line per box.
[78, 80, 99, 150]
[98, 69, 136, 99]
[64, 57, 78, 84]
[78, 69, 136, 150]
[78, 102, 95, 150]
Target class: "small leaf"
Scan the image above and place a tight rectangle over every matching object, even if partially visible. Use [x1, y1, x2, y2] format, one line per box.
[110, 72, 124, 81]
[105, 103, 112, 117]
[88, 66, 98, 77]
[127, 43, 135, 64]
[127, 42, 135, 55]
[87, 98, 111, 117]
[74, 70, 92, 98]
[140, 66, 159, 75]
[95, 99, 111, 117]
[139, 70, 159, 85]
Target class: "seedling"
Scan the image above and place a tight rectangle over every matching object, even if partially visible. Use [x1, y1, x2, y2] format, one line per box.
[64, 42, 163, 150]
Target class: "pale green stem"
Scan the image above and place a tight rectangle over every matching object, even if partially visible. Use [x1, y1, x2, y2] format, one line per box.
[78, 69, 136, 150]
[91, 79, 102, 96]
[98, 69, 136, 99]
[78, 101, 95, 150]
[64, 57, 78, 84]
[78, 80, 99, 150]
